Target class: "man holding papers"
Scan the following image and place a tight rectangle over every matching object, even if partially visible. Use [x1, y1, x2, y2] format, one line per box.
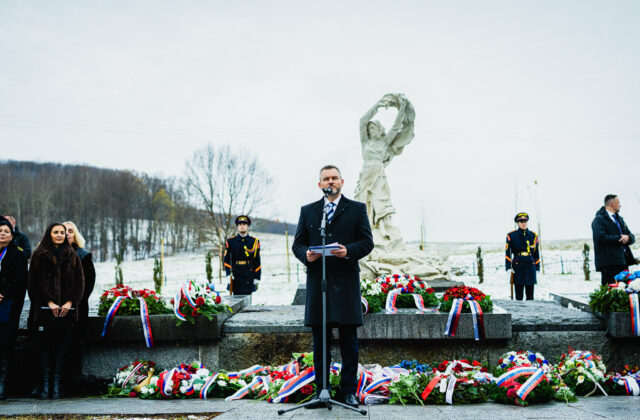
[292, 165, 374, 408]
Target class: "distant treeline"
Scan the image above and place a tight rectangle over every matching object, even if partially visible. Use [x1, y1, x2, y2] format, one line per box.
[0, 161, 295, 261]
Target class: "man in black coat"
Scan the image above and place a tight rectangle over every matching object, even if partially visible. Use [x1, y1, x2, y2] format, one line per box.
[3, 215, 31, 260]
[292, 165, 374, 408]
[592, 194, 636, 285]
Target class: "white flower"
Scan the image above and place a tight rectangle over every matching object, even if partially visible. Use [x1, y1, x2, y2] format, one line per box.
[194, 382, 203, 391]
[217, 380, 227, 387]
[577, 366, 584, 373]
[577, 375, 585, 384]
[617, 282, 627, 289]
[150, 376, 159, 386]
[180, 386, 189, 394]
[628, 280, 640, 292]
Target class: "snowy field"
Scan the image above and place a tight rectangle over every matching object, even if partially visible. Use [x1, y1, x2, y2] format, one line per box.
[92, 233, 640, 308]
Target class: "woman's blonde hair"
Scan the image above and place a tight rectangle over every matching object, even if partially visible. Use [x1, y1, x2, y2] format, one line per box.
[63, 221, 86, 248]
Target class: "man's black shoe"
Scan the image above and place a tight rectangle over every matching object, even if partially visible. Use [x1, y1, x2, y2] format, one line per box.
[304, 399, 325, 409]
[344, 393, 359, 408]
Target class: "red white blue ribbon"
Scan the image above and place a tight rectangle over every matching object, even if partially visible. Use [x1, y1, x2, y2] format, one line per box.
[516, 368, 546, 400]
[466, 296, 486, 341]
[101, 296, 126, 338]
[385, 288, 403, 313]
[361, 297, 369, 315]
[270, 366, 315, 403]
[629, 293, 640, 336]
[121, 362, 144, 388]
[495, 366, 539, 387]
[444, 294, 485, 340]
[444, 298, 464, 337]
[138, 297, 153, 348]
[199, 373, 220, 399]
[356, 369, 371, 401]
[617, 374, 640, 396]
[159, 368, 178, 398]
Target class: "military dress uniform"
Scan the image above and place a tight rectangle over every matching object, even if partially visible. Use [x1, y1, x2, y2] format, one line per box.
[505, 212, 540, 300]
[223, 228, 261, 296]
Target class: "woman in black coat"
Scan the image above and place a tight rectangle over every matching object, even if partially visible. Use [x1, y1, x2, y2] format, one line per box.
[0, 217, 28, 400]
[28, 223, 84, 399]
[63, 221, 95, 377]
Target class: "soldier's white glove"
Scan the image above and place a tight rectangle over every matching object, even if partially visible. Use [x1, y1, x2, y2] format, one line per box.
[254, 279, 260, 285]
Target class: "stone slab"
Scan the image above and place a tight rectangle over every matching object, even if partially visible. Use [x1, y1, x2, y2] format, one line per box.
[604, 311, 638, 338]
[223, 305, 310, 333]
[493, 299, 604, 332]
[87, 312, 231, 342]
[357, 306, 511, 340]
[550, 293, 592, 312]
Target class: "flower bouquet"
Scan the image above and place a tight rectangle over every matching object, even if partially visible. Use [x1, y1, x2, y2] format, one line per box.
[439, 286, 493, 313]
[489, 351, 555, 406]
[590, 280, 640, 314]
[602, 364, 640, 396]
[172, 281, 232, 326]
[552, 350, 608, 397]
[105, 359, 158, 397]
[360, 274, 438, 314]
[98, 285, 171, 316]
[407, 359, 492, 405]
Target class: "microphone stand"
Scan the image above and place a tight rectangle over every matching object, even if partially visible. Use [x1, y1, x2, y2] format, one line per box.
[278, 190, 367, 416]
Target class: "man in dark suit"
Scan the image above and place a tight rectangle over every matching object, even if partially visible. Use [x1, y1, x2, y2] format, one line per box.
[292, 165, 374, 408]
[592, 194, 636, 285]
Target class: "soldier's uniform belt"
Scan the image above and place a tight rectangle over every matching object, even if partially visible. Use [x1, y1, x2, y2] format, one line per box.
[234, 260, 249, 265]
[517, 252, 530, 256]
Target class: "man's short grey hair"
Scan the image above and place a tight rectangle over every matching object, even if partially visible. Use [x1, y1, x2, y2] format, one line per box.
[604, 194, 618, 205]
[319, 165, 341, 180]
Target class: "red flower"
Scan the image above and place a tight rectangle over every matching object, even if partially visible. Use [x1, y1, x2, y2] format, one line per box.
[129, 391, 137, 397]
[425, 288, 434, 294]
[300, 385, 313, 395]
[196, 297, 205, 306]
[215, 295, 222, 304]
[472, 360, 482, 367]
[438, 362, 448, 371]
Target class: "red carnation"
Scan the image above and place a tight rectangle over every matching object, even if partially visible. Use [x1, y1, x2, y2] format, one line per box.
[196, 297, 205, 305]
[425, 288, 434, 294]
[300, 385, 313, 395]
[129, 391, 137, 397]
[215, 295, 222, 304]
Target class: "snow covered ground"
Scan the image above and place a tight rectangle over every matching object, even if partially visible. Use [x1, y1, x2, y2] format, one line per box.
[92, 233, 640, 307]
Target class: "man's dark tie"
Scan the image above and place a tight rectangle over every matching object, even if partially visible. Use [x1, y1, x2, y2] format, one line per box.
[613, 214, 623, 234]
[326, 202, 336, 222]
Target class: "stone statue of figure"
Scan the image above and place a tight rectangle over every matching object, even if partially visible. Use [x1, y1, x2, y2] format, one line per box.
[355, 93, 415, 253]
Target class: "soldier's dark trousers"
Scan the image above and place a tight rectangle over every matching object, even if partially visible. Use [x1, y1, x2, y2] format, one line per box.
[514, 285, 534, 301]
[312, 325, 359, 394]
[601, 265, 629, 286]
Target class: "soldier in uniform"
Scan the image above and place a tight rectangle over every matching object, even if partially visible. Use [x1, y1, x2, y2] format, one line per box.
[505, 212, 540, 300]
[223, 215, 261, 297]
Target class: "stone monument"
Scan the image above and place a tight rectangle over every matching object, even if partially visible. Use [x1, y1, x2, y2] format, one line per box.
[355, 93, 450, 282]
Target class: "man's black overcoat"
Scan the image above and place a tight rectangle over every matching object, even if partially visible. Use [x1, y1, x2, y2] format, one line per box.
[592, 206, 636, 271]
[292, 195, 374, 326]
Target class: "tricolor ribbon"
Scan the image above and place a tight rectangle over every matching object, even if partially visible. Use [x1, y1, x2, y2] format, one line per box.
[628, 293, 640, 336]
[495, 366, 539, 387]
[444, 294, 485, 341]
[361, 297, 369, 315]
[122, 362, 144, 388]
[270, 367, 315, 403]
[617, 374, 640, 396]
[384, 287, 435, 314]
[516, 368, 546, 400]
[101, 296, 126, 338]
[160, 368, 178, 398]
[199, 373, 221, 399]
[138, 297, 153, 348]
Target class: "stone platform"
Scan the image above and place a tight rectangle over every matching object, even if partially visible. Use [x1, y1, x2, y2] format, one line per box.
[1, 396, 638, 419]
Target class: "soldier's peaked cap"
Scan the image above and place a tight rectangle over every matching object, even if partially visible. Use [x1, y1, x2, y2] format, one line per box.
[235, 215, 251, 225]
[514, 212, 529, 222]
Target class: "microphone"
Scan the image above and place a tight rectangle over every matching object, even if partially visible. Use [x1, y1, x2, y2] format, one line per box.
[322, 187, 334, 195]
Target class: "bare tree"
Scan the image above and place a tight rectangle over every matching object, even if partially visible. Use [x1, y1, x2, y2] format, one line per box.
[184, 144, 273, 248]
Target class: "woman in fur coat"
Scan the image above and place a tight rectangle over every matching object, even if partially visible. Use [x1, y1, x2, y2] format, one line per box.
[0, 216, 28, 399]
[28, 223, 84, 399]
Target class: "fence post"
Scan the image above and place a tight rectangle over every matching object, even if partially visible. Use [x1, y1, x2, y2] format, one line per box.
[561, 256, 564, 275]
